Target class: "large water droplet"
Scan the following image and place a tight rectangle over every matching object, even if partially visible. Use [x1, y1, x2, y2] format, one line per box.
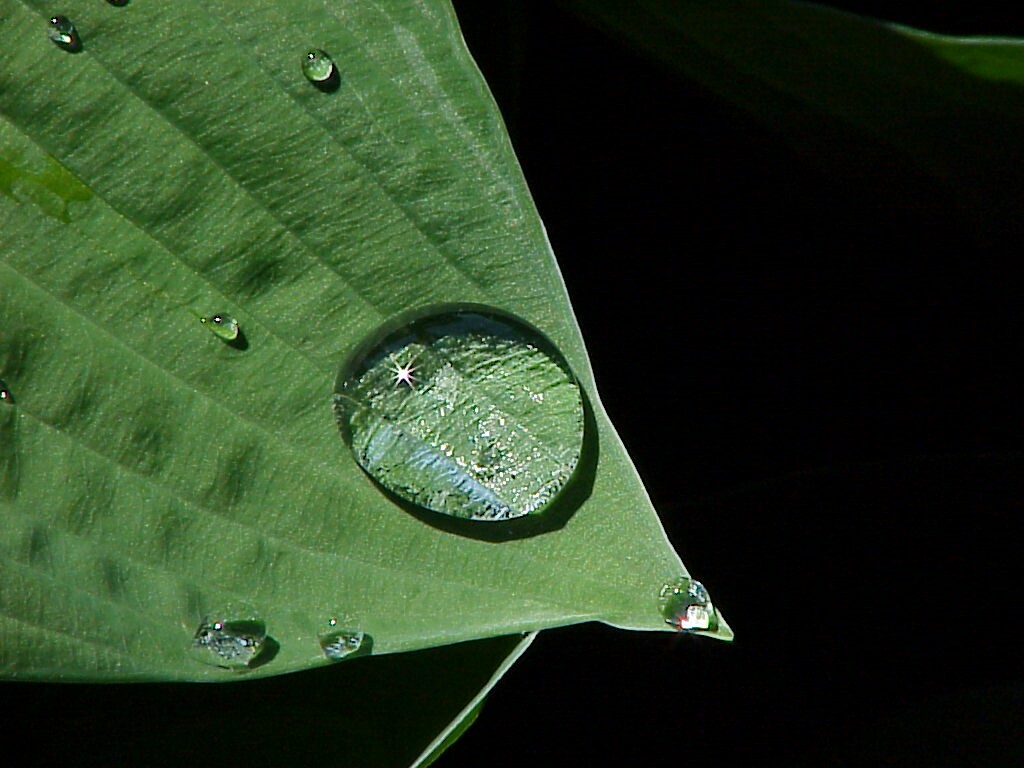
[659, 578, 718, 632]
[48, 16, 81, 52]
[319, 618, 367, 661]
[199, 313, 240, 342]
[334, 306, 585, 521]
[0, 379, 12, 404]
[190, 617, 268, 669]
[302, 49, 336, 84]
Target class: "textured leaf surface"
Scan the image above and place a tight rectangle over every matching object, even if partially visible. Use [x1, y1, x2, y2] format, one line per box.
[566, 0, 1024, 243]
[0, 0, 725, 683]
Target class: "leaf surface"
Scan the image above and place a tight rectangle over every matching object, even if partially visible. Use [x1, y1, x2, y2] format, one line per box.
[0, 0, 726, 684]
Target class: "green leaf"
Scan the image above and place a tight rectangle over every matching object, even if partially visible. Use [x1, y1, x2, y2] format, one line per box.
[564, 0, 1024, 244]
[0, 0, 727, 686]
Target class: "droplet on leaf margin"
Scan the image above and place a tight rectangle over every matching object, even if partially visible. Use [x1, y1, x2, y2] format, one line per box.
[659, 578, 719, 632]
[190, 617, 269, 669]
[319, 618, 367, 661]
[333, 305, 585, 522]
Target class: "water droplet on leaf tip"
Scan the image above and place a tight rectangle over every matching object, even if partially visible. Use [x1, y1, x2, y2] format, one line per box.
[190, 617, 268, 669]
[659, 578, 718, 632]
[302, 49, 336, 84]
[199, 313, 240, 342]
[48, 15, 80, 51]
[334, 305, 584, 522]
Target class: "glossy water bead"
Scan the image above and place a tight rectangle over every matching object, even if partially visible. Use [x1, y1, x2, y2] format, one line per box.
[319, 619, 366, 661]
[659, 577, 719, 632]
[190, 617, 268, 669]
[48, 16, 80, 51]
[302, 49, 336, 83]
[200, 313, 240, 342]
[333, 306, 585, 521]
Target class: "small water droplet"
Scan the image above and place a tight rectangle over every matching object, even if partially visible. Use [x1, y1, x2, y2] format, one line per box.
[0, 379, 12, 404]
[190, 617, 268, 669]
[659, 578, 718, 632]
[319, 619, 366, 661]
[200, 313, 240, 342]
[334, 305, 585, 521]
[48, 16, 81, 52]
[302, 49, 336, 83]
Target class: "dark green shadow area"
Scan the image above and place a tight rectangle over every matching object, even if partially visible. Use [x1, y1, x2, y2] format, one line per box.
[0, 404, 19, 501]
[247, 634, 279, 669]
[223, 325, 249, 351]
[311, 65, 342, 93]
[0, 634, 524, 767]
[562, 0, 1024, 248]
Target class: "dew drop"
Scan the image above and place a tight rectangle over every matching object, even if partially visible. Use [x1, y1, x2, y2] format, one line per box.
[190, 617, 268, 669]
[199, 313, 240, 342]
[319, 618, 367, 661]
[302, 49, 336, 83]
[0, 380, 12, 404]
[659, 578, 718, 632]
[48, 15, 80, 52]
[334, 306, 585, 521]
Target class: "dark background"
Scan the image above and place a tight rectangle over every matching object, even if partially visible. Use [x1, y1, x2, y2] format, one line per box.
[442, 2, 1023, 766]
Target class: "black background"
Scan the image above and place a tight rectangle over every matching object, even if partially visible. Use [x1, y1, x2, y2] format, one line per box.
[442, 2, 1023, 766]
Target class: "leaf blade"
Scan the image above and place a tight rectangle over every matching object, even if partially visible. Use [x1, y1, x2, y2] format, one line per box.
[0, 0, 708, 682]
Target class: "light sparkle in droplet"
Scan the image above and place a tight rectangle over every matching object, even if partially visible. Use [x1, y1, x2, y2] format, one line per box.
[200, 313, 240, 342]
[190, 617, 268, 669]
[47, 16, 80, 50]
[302, 49, 336, 83]
[659, 577, 719, 632]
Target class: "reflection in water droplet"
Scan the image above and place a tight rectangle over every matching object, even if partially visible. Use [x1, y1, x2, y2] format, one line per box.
[334, 306, 585, 521]
[48, 16, 80, 51]
[191, 617, 267, 669]
[302, 49, 335, 83]
[319, 619, 366, 661]
[659, 578, 718, 632]
[200, 313, 240, 342]
[0, 380, 12, 404]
